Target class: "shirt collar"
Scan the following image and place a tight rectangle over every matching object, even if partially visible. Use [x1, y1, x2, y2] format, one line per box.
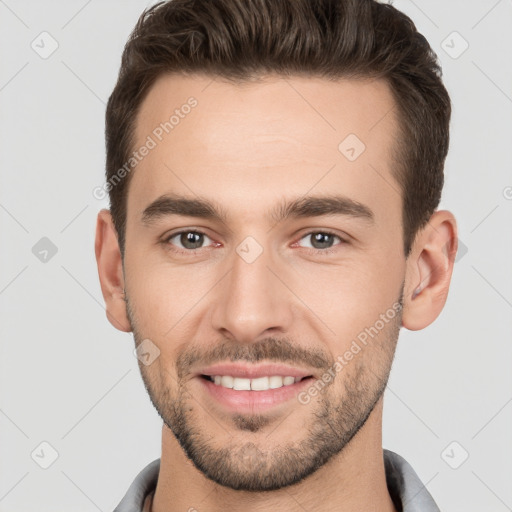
[114, 450, 440, 511]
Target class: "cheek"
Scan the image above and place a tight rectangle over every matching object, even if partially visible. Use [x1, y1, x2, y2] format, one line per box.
[125, 256, 216, 367]
[287, 249, 404, 344]
[126, 252, 205, 325]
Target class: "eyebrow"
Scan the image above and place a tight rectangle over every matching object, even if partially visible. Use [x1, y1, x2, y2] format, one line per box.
[141, 193, 374, 226]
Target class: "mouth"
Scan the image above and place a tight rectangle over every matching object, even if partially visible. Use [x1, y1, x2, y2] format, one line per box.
[200, 374, 312, 391]
[194, 363, 317, 413]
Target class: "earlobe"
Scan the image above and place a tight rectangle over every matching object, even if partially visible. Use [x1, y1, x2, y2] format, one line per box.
[402, 210, 458, 331]
[94, 209, 132, 333]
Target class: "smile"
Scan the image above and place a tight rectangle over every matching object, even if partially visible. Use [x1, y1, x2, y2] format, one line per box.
[203, 375, 306, 391]
[194, 362, 317, 413]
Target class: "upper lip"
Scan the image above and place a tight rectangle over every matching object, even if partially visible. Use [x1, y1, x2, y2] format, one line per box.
[196, 362, 314, 380]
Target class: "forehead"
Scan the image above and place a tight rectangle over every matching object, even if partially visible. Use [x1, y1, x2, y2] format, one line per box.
[128, 72, 400, 224]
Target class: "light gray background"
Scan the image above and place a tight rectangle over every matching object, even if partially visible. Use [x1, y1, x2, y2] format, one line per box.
[1, 0, 511, 510]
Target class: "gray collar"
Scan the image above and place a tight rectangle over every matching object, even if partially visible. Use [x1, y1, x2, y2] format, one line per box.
[114, 449, 440, 511]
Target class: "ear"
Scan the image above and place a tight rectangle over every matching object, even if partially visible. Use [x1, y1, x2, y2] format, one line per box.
[402, 210, 458, 331]
[94, 209, 132, 332]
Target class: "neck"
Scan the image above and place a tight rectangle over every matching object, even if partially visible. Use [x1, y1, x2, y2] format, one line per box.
[151, 397, 396, 512]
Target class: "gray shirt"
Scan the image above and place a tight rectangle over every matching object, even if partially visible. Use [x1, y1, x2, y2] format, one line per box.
[113, 449, 440, 512]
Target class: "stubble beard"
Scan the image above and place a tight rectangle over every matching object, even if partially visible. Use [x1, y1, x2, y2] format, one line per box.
[126, 293, 402, 492]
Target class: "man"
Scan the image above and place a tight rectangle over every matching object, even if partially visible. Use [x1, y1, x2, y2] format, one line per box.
[95, 0, 457, 510]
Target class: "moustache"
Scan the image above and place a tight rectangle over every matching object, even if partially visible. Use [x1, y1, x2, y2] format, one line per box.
[176, 336, 333, 379]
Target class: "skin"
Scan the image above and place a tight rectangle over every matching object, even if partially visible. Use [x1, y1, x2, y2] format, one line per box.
[95, 73, 457, 512]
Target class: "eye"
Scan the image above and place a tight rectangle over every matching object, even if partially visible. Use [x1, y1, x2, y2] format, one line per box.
[295, 231, 345, 252]
[164, 230, 216, 252]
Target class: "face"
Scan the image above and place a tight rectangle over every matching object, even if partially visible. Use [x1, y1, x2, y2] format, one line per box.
[122, 73, 407, 491]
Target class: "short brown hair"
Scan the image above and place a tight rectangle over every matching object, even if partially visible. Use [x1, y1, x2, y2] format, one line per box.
[105, 0, 451, 256]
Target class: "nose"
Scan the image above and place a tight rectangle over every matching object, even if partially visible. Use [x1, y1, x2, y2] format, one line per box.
[210, 242, 294, 344]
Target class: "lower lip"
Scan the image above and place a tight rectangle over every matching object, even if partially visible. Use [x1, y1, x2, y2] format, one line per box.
[198, 376, 314, 414]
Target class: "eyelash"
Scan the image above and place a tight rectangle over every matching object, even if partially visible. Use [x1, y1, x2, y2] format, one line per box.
[161, 229, 347, 256]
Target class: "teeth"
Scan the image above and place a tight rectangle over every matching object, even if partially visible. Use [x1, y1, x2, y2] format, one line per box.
[251, 376, 269, 390]
[220, 375, 234, 388]
[233, 377, 251, 390]
[211, 375, 302, 391]
[269, 376, 283, 389]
